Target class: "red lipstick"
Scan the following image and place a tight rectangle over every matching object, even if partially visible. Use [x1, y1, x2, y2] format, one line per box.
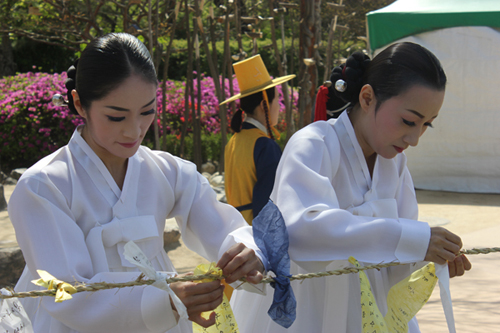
[394, 146, 404, 153]
[119, 141, 138, 148]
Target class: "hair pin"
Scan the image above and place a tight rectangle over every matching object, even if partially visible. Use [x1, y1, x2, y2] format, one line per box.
[335, 79, 347, 92]
[52, 94, 67, 106]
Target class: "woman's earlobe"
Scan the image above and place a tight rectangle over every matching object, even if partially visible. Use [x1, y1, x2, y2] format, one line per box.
[358, 84, 376, 112]
[71, 90, 87, 118]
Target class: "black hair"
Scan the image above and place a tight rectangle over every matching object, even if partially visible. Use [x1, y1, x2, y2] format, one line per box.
[326, 85, 350, 119]
[65, 33, 157, 114]
[330, 42, 447, 110]
[230, 86, 276, 139]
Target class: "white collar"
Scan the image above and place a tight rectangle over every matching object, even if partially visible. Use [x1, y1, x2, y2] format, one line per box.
[244, 117, 268, 134]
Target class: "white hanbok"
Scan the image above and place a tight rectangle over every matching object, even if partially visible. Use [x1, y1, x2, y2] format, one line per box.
[231, 111, 431, 332]
[9, 127, 264, 333]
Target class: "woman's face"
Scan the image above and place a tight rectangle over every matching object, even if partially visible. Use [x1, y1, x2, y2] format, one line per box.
[73, 74, 157, 162]
[269, 87, 280, 127]
[364, 84, 445, 160]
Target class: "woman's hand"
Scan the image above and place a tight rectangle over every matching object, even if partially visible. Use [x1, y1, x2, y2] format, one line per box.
[424, 227, 462, 265]
[169, 273, 224, 328]
[448, 254, 472, 278]
[217, 243, 265, 284]
[424, 227, 472, 277]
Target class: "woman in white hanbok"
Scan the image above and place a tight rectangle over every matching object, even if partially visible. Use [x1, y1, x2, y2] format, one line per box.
[9, 33, 265, 333]
[231, 42, 471, 332]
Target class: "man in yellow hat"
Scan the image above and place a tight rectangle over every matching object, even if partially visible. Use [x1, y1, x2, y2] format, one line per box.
[222, 54, 295, 225]
[222, 55, 294, 299]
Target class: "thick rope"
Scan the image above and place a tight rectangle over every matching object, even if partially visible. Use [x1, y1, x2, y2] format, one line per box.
[1, 247, 498, 300]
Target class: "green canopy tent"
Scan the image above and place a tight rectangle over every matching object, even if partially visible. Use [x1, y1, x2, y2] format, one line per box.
[366, 0, 500, 193]
[367, 0, 500, 51]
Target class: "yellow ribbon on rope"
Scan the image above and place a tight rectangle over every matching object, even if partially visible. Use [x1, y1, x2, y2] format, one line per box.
[349, 257, 438, 333]
[31, 270, 77, 303]
[192, 263, 239, 333]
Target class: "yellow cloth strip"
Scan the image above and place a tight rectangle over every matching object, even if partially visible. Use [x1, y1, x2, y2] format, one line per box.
[192, 263, 239, 333]
[349, 257, 438, 333]
[31, 270, 77, 303]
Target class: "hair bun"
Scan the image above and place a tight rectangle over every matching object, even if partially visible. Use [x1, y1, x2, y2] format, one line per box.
[65, 59, 79, 114]
[330, 51, 371, 104]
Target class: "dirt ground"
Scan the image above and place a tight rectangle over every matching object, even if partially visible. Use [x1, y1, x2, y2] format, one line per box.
[1, 184, 499, 331]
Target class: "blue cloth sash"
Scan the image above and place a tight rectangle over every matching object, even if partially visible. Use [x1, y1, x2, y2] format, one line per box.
[252, 200, 296, 328]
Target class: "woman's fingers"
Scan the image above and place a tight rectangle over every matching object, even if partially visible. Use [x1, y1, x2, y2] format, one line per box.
[425, 227, 463, 263]
[217, 243, 264, 284]
[169, 277, 225, 328]
[168, 274, 226, 329]
[184, 285, 224, 311]
[244, 269, 264, 284]
[449, 254, 472, 278]
[448, 256, 460, 277]
[217, 243, 246, 273]
[191, 311, 217, 328]
[462, 254, 472, 271]
[445, 231, 463, 250]
[171, 278, 221, 299]
[225, 260, 262, 284]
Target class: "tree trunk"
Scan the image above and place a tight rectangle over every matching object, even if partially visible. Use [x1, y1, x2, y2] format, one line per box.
[223, 2, 236, 116]
[148, 0, 160, 150]
[289, 7, 296, 138]
[180, 0, 192, 159]
[234, 0, 244, 60]
[324, 17, 336, 83]
[200, 4, 227, 173]
[0, 184, 7, 211]
[0, 33, 16, 77]
[268, 1, 293, 142]
[161, 1, 181, 151]
[193, 17, 202, 171]
[298, 0, 322, 128]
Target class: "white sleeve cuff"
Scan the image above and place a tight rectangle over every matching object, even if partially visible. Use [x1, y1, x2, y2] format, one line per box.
[141, 286, 178, 332]
[395, 218, 431, 263]
[219, 226, 270, 272]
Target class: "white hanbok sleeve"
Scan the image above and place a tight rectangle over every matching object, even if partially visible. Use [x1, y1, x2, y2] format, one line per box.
[10, 175, 177, 333]
[270, 126, 430, 265]
[161, 154, 266, 293]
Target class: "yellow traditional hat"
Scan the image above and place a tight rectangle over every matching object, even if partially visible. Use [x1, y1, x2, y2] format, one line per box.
[220, 54, 296, 105]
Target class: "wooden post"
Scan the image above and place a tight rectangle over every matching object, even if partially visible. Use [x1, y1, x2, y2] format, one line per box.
[324, 16, 336, 83]
[180, 0, 192, 159]
[200, 4, 227, 173]
[268, 2, 293, 142]
[161, 1, 181, 151]
[0, 184, 6, 211]
[148, 0, 160, 150]
[289, 6, 296, 137]
[234, 0, 244, 61]
[223, 1, 236, 116]
[193, 17, 202, 170]
[298, 0, 322, 128]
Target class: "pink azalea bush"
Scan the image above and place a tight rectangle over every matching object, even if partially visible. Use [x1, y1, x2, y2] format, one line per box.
[155, 72, 298, 137]
[0, 71, 298, 171]
[0, 72, 84, 171]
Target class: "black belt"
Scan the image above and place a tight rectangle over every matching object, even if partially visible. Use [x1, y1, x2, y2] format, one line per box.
[235, 203, 252, 212]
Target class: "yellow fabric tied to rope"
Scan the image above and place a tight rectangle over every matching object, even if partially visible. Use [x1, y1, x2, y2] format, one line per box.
[192, 263, 239, 333]
[348, 257, 438, 333]
[31, 270, 77, 303]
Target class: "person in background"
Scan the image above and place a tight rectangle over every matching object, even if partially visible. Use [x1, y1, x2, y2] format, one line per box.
[9, 33, 265, 333]
[230, 42, 471, 332]
[221, 55, 294, 300]
[223, 55, 295, 225]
